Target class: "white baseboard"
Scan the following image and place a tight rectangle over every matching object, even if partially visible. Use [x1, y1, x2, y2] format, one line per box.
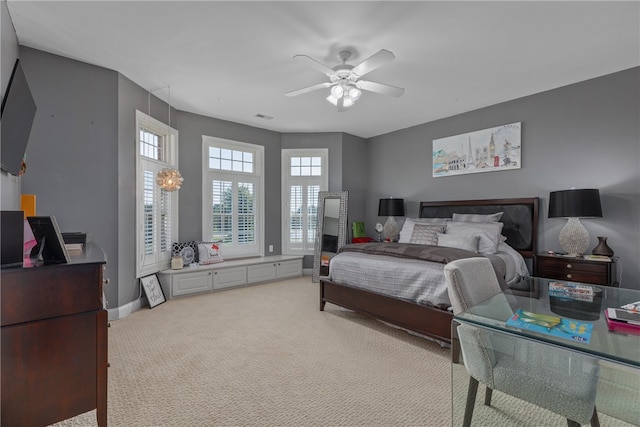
[107, 297, 146, 321]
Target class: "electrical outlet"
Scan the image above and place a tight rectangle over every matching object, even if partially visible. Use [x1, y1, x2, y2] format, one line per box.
[268, 245, 273, 252]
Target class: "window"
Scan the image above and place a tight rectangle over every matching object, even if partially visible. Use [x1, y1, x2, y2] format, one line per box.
[136, 110, 179, 277]
[282, 149, 328, 254]
[203, 137, 263, 258]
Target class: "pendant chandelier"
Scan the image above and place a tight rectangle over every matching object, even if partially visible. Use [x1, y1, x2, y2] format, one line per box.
[156, 167, 183, 192]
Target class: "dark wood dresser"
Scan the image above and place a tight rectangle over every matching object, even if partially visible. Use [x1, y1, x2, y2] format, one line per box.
[1, 243, 108, 426]
[533, 253, 617, 287]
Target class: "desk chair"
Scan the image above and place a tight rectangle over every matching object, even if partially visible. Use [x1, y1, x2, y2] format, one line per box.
[445, 257, 600, 427]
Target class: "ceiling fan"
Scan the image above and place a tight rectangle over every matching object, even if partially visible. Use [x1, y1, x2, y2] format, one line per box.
[285, 49, 405, 112]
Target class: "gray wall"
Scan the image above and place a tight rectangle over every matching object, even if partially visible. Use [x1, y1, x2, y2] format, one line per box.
[366, 67, 640, 289]
[19, 47, 121, 305]
[341, 133, 368, 237]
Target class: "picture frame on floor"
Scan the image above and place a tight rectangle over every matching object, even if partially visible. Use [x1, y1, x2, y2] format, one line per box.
[141, 274, 166, 308]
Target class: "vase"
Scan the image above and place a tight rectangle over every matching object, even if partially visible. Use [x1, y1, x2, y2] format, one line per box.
[592, 236, 614, 257]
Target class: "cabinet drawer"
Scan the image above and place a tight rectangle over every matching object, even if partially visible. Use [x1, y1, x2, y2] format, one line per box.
[213, 267, 247, 290]
[535, 255, 612, 285]
[537, 268, 609, 285]
[1, 311, 98, 426]
[537, 257, 608, 274]
[247, 263, 277, 284]
[277, 260, 302, 279]
[1, 263, 103, 326]
[173, 271, 213, 297]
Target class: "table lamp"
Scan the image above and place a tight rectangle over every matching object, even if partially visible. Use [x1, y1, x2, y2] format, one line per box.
[378, 198, 405, 242]
[548, 189, 602, 257]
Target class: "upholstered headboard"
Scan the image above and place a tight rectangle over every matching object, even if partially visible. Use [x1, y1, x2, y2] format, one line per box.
[419, 197, 539, 258]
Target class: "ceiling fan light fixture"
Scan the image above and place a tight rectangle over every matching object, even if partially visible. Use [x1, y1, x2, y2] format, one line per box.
[290, 48, 403, 111]
[330, 85, 344, 99]
[347, 86, 361, 101]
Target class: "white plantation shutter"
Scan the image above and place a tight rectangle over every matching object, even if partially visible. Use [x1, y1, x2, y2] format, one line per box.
[203, 137, 263, 258]
[306, 185, 319, 246]
[238, 182, 255, 245]
[289, 185, 303, 245]
[282, 150, 328, 254]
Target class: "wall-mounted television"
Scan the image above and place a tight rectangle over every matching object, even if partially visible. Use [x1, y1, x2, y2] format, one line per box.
[1, 59, 37, 176]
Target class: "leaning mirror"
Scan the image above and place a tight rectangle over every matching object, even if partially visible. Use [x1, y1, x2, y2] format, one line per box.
[312, 191, 349, 283]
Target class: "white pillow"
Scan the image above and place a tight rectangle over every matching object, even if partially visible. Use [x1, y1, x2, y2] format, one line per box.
[445, 221, 504, 254]
[409, 224, 445, 245]
[197, 242, 224, 265]
[452, 212, 503, 222]
[437, 233, 479, 252]
[398, 217, 450, 243]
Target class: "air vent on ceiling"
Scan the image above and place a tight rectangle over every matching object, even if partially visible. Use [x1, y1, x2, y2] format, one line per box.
[255, 113, 273, 120]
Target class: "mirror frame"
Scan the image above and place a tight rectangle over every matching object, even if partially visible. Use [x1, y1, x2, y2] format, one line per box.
[312, 191, 349, 283]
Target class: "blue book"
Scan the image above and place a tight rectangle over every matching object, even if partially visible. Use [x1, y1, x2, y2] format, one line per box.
[506, 309, 593, 343]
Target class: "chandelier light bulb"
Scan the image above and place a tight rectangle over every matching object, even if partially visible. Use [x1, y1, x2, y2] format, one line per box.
[331, 85, 344, 98]
[348, 86, 361, 100]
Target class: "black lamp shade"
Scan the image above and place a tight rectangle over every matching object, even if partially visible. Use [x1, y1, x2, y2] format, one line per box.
[378, 198, 405, 217]
[548, 189, 602, 218]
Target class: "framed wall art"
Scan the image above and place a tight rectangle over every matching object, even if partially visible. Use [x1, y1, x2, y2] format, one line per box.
[433, 122, 521, 177]
[140, 274, 166, 308]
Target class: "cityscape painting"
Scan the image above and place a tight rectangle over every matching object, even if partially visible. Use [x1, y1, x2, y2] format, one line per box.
[432, 122, 521, 177]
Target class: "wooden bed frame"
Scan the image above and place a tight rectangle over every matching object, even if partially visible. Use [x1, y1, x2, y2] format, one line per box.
[319, 197, 539, 354]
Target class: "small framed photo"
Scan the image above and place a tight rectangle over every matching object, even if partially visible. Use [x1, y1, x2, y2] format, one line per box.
[140, 274, 166, 308]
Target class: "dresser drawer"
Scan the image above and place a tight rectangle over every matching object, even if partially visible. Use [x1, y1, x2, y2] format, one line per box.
[534, 255, 613, 286]
[536, 257, 607, 274]
[1, 263, 103, 326]
[537, 268, 609, 285]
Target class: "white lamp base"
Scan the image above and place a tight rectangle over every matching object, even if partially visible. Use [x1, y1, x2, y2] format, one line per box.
[558, 217, 590, 257]
[383, 216, 399, 242]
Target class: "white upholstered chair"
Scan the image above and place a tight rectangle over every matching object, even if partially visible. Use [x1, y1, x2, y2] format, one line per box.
[444, 257, 600, 427]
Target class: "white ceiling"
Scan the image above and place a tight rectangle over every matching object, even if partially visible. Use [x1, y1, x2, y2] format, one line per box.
[7, 1, 640, 139]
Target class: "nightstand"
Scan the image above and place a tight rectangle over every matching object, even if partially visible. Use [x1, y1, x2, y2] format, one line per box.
[533, 253, 618, 287]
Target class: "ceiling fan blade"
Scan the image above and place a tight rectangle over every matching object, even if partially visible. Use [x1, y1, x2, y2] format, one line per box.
[351, 49, 396, 77]
[293, 55, 336, 77]
[357, 80, 405, 97]
[285, 82, 332, 97]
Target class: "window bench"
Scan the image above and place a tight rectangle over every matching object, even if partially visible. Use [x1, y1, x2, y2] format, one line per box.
[157, 255, 303, 300]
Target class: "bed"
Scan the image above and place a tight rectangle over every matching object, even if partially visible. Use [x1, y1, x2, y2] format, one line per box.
[319, 197, 539, 355]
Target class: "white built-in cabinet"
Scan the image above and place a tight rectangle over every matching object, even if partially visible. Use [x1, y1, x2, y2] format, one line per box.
[157, 255, 303, 300]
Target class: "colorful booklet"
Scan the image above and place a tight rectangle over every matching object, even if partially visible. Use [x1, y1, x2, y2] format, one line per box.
[506, 309, 593, 343]
[548, 281, 595, 302]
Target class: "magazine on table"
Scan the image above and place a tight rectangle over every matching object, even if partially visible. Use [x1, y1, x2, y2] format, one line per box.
[548, 281, 596, 302]
[506, 309, 593, 343]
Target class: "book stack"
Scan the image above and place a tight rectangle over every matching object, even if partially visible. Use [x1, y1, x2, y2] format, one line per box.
[548, 281, 595, 302]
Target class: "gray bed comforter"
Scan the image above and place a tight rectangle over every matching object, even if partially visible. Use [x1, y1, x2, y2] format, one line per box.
[329, 243, 506, 309]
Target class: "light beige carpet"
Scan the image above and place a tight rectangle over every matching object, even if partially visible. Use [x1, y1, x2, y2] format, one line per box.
[51, 277, 638, 427]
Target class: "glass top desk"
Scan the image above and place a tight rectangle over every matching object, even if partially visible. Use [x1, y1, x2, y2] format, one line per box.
[452, 277, 640, 426]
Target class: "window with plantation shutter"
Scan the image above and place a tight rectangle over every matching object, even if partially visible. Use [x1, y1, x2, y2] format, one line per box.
[136, 110, 179, 277]
[203, 137, 263, 258]
[282, 149, 328, 254]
